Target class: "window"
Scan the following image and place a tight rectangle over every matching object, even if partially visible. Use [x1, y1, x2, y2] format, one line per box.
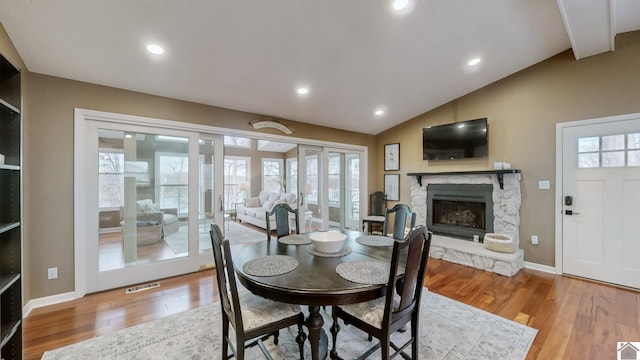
[578, 133, 640, 168]
[224, 156, 250, 209]
[286, 158, 298, 195]
[98, 150, 124, 208]
[157, 153, 189, 214]
[224, 136, 251, 148]
[262, 158, 284, 193]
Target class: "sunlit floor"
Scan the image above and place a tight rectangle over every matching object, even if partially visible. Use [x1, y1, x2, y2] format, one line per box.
[98, 231, 189, 271]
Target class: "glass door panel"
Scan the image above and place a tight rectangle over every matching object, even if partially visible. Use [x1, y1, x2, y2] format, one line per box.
[298, 146, 324, 231]
[98, 129, 189, 272]
[198, 135, 224, 253]
[346, 153, 361, 229]
[327, 151, 361, 230]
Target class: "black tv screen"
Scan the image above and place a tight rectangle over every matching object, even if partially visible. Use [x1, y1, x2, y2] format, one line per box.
[423, 118, 488, 160]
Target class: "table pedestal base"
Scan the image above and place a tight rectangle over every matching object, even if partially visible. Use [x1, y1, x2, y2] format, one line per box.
[306, 306, 328, 360]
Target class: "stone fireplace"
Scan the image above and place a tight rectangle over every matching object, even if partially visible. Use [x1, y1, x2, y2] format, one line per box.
[409, 170, 524, 276]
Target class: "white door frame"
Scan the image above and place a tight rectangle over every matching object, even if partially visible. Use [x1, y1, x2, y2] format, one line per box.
[74, 108, 368, 298]
[554, 111, 640, 275]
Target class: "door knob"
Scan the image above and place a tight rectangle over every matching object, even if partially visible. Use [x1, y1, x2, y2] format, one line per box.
[565, 210, 580, 215]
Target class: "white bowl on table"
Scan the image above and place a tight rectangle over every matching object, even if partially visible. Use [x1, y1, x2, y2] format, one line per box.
[309, 231, 347, 253]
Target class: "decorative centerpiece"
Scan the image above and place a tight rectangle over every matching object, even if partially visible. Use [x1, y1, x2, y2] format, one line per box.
[309, 231, 347, 253]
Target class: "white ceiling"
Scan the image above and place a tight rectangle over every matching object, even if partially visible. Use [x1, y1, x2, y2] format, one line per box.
[0, 0, 638, 135]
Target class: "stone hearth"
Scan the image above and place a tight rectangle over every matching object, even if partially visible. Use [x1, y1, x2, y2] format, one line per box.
[410, 171, 524, 276]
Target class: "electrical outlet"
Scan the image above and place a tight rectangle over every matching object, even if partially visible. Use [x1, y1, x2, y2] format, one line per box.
[531, 235, 539, 245]
[48, 267, 58, 280]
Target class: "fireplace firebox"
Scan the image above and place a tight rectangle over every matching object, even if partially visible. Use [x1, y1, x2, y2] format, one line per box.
[427, 184, 494, 240]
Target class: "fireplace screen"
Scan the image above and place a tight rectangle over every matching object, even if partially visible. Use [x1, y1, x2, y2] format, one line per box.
[432, 199, 486, 230]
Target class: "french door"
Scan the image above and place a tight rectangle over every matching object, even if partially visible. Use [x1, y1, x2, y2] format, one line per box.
[559, 113, 640, 289]
[298, 145, 364, 231]
[75, 110, 224, 295]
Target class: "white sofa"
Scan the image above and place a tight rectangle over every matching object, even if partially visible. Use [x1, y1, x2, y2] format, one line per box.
[236, 191, 297, 230]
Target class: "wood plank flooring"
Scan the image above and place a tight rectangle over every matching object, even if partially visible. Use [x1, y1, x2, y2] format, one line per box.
[24, 258, 639, 360]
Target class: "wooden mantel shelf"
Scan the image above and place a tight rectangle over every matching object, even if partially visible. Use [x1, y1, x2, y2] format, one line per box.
[406, 169, 521, 189]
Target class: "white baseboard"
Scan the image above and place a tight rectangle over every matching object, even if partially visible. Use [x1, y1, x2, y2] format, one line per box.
[524, 261, 558, 274]
[23, 291, 77, 318]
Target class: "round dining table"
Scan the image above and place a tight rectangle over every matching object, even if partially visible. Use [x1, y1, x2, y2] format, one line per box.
[234, 230, 400, 360]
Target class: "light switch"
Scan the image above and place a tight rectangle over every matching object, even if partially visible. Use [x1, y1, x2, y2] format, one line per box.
[538, 180, 550, 190]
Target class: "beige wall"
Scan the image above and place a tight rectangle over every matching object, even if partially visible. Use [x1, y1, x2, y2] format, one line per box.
[375, 31, 640, 266]
[20, 73, 374, 300]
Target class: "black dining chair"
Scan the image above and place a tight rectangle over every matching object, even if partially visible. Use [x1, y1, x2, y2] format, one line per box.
[329, 225, 432, 360]
[382, 204, 416, 240]
[209, 224, 306, 359]
[266, 203, 300, 240]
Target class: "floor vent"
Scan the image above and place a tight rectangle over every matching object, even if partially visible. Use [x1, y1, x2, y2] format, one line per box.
[125, 281, 160, 294]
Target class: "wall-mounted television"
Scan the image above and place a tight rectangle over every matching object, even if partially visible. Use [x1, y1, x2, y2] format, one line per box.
[423, 118, 488, 160]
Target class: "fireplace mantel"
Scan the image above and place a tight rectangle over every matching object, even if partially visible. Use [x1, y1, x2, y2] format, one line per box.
[407, 169, 521, 189]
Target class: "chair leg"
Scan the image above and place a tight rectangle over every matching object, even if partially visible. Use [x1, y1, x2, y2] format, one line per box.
[273, 330, 280, 345]
[295, 321, 307, 360]
[330, 309, 341, 360]
[380, 336, 390, 360]
[222, 319, 230, 359]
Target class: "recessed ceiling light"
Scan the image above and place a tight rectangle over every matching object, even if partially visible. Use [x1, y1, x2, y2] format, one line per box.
[467, 57, 481, 66]
[374, 109, 385, 116]
[392, 0, 409, 11]
[296, 86, 310, 96]
[146, 44, 164, 55]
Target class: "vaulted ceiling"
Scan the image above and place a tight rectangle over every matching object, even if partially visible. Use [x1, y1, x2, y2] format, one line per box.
[0, 0, 638, 135]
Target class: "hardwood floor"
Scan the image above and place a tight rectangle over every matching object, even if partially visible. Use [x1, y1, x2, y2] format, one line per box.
[24, 258, 639, 359]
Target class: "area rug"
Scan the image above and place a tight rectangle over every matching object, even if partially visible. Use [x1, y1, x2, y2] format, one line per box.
[41, 291, 537, 359]
[163, 221, 267, 254]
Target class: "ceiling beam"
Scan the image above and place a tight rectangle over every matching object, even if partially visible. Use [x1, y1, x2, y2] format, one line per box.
[557, 0, 615, 59]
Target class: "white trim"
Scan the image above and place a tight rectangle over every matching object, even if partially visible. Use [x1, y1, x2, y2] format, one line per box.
[76, 108, 367, 152]
[555, 111, 640, 276]
[23, 291, 76, 317]
[524, 261, 558, 274]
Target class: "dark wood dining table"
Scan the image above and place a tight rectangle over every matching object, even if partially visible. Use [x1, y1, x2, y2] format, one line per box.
[234, 230, 399, 360]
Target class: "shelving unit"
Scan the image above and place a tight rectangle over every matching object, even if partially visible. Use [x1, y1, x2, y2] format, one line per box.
[0, 52, 22, 360]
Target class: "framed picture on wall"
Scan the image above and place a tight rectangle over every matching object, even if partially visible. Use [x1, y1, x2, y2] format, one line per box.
[384, 143, 400, 171]
[384, 174, 400, 201]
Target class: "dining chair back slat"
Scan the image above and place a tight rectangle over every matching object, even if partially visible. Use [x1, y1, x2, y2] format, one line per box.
[266, 203, 300, 239]
[382, 204, 416, 240]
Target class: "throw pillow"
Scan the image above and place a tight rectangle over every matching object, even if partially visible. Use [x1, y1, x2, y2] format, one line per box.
[262, 200, 274, 211]
[271, 199, 285, 210]
[245, 197, 260, 207]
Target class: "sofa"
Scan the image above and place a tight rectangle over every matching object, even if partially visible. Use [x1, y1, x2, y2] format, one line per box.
[236, 191, 298, 230]
[119, 199, 180, 245]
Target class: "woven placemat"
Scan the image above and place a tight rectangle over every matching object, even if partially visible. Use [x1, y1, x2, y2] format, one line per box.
[242, 255, 299, 277]
[356, 235, 394, 247]
[306, 246, 352, 258]
[336, 260, 389, 285]
[279, 234, 312, 245]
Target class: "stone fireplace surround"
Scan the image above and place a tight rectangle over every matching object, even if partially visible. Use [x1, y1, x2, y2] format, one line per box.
[409, 171, 524, 276]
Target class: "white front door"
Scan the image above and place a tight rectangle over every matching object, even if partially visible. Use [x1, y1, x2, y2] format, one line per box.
[559, 113, 640, 289]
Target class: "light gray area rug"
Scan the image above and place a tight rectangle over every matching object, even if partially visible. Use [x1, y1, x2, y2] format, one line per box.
[41, 291, 536, 360]
[163, 221, 266, 254]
